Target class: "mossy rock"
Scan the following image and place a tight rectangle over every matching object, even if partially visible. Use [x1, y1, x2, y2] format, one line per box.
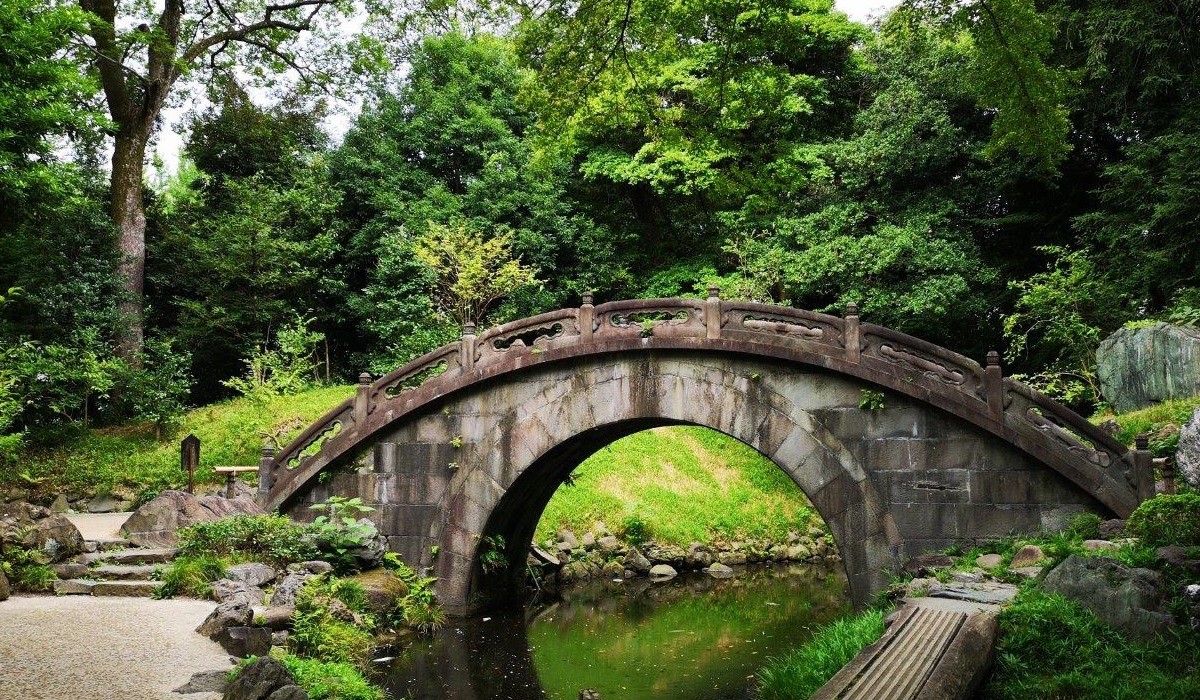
[349, 570, 409, 615]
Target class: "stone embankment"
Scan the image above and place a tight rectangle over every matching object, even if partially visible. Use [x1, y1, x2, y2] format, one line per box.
[539, 522, 839, 585]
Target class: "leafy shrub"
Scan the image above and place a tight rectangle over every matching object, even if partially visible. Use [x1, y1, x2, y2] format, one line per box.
[113, 337, 192, 438]
[757, 608, 886, 699]
[290, 575, 376, 665]
[1, 545, 56, 592]
[1126, 493, 1200, 547]
[307, 496, 379, 573]
[177, 514, 317, 566]
[620, 512, 651, 546]
[1067, 512, 1103, 540]
[224, 315, 325, 399]
[154, 554, 227, 598]
[477, 534, 508, 574]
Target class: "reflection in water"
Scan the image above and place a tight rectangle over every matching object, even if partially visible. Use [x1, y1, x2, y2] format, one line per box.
[383, 564, 849, 700]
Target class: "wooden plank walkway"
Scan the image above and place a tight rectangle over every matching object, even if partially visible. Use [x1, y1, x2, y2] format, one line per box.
[813, 598, 1000, 700]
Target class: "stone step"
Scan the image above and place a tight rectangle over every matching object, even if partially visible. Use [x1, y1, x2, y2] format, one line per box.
[85, 536, 132, 552]
[91, 580, 164, 597]
[92, 564, 158, 581]
[79, 547, 177, 566]
[53, 578, 165, 597]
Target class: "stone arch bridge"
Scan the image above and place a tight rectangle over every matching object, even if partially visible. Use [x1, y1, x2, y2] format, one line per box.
[257, 293, 1153, 614]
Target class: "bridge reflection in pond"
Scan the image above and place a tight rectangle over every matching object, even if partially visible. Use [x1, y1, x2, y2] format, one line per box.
[381, 564, 849, 700]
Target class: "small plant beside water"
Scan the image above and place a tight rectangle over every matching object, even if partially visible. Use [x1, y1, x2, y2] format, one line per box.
[478, 534, 508, 574]
[231, 651, 383, 700]
[384, 553, 446, 634]
[290, 575, 376, 666]
[757, 608, 886, 699]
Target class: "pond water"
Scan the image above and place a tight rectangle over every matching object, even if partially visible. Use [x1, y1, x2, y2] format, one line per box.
[380, 563, 850, 700]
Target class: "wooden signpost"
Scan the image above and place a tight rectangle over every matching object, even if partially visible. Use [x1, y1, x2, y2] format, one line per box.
[180, 434, 200, 494]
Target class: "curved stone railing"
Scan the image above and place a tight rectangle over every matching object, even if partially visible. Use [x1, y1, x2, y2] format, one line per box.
[260, 291, 1148, 516]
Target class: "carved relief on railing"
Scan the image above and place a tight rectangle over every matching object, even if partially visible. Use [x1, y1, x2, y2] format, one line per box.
[278, 404, 352, 471]
[373, 345, 461, 404]
[861, 327, 986, 401]
[475, 310, 580, 365]
[721, 303, 845, 350]
[594, 299, 706, 339]
[1003, 380, 1133, 484]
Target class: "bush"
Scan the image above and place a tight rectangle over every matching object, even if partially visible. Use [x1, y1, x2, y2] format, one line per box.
[0, 545, 56, 592]
[384, 554, 445, 634]
[757, 608, 886, 699]
[1126, 493, 1200, 547]
[306, 496, 379, 573]
[177, 514, 317, 566]
[620, 512, 651, 546]
[1067, 512, 1103, 540]
[154, 554, 227, 598]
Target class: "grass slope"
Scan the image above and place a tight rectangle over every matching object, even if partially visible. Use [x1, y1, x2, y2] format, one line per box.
[3, 389, 820, 552]
[1, 385, 354, 495]
[535, 426, 820, 548]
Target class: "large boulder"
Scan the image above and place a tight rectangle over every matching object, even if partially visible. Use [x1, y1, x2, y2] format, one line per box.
[349, 569, 408, 615]
[1096, 323, 1200, 412]
[1042, 554, 1175, 641]
[224, 656, 308, 700]
[21, 513, 85, 561]
[119, 490, 265, 547]
[1177, 407, 1200, 489]
[197, 600, 253, 639]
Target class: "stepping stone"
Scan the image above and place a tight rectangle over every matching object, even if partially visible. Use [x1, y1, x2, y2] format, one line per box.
[90, 580, 164, 597]
[87, 537, 132, 552]
[92, 564, 158, 581]
[930, 583, 1018, 606]
[82, 548, 176, 565]
[54, 579, 97, 595]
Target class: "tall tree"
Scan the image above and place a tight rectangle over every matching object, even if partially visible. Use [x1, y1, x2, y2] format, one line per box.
[75, 0, 391, 359]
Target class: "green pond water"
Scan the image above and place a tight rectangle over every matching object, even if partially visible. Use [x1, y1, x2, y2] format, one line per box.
[381, 563, 850, 700]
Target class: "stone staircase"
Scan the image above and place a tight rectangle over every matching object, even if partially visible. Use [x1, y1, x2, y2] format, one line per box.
[52, 536, 176, 598]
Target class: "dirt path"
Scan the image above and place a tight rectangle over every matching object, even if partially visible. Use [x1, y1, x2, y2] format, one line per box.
[0, 595, 232, 700]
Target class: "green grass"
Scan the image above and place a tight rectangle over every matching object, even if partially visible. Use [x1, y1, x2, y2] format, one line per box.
[0, 384, 353, 495]
[1093, 394, 1200, 452]
[983, 589, 1200, 700]
[756, 608, 886, 699]
[535, 426, 821, 547]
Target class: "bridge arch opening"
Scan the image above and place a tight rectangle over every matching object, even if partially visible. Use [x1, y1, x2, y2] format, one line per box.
[469, 422, 848, 608]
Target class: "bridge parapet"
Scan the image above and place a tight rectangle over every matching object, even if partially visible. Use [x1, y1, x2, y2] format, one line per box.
[262, 294, 1146, 517]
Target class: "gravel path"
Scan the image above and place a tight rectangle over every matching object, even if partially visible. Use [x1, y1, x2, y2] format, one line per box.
[0, 595, 233, 700]
[66, 512, 131, 540]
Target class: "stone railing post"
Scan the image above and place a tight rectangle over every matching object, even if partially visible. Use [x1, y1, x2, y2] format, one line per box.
[257, 442, 276, 502]
[1134, 434, 1155, 502]
[353, 372, 371, 426]
[705, 285, 721, 340]
[579, 292, 594, 343]
[461, 323, 476, 372]
[985, 351, 1003, 419]
[844, 302, 860, 364]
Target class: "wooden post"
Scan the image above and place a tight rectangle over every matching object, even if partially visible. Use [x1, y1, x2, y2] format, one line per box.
[1162, 457, 1177, 495]
[354, 372, 371, 427]
[257, 442, 276, 502]
[461, 323, 476, 372]
[985, 351, 1003, 419]
[579, 292, 595, 343]
[1135, 434, 1155, 502]
[180, 434, 199, 494]
[705, 285, 721, 340]
[844, 302, 861, 364]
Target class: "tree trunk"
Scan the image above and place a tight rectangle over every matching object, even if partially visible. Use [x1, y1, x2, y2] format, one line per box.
[111, 129, 149, 363]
